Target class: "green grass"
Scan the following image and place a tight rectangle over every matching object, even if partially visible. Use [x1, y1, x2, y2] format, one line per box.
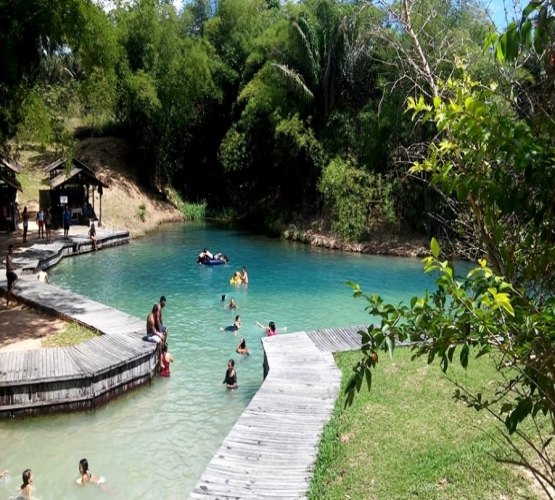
[41, 322, 98, 347]
[309, 349, 539, 500]
[182, 201, 207, 220]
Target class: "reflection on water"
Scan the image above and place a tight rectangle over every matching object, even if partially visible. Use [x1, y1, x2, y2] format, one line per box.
[0, 223, 437, 499]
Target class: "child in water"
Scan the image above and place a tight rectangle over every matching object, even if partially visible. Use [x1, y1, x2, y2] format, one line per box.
[19, 469, 32, 499]
[76, 458, 104, 486]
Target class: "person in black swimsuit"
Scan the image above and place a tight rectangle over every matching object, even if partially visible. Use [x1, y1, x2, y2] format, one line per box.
[223, 359, 237, 389]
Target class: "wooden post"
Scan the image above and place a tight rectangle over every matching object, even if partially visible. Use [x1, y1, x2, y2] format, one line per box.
[98, 185, 103, 227]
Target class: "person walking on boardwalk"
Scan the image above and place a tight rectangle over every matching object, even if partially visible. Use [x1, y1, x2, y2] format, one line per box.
[22, 206, 29, 243]
[88, 222, 97, 251]
[45, 208, 53, 244]
[36, 207, 45, 238]
[5, 245, 17, 307]
[62, 205, 71, 240]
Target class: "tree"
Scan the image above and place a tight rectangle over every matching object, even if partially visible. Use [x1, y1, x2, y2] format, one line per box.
[0, 0, 91, 151]
[346, 73, 555, 494]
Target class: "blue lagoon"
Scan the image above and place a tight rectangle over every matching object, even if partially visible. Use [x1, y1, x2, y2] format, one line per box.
[0, 223, 436, 499]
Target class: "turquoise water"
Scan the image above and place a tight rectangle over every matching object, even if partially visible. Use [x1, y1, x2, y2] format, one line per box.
[0, 223, 438, 499]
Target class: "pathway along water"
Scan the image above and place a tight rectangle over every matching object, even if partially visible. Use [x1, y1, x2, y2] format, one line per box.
[0, 223, 439, 498]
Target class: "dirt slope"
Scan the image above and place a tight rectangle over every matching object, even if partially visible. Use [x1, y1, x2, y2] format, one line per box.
[75, 137, 183, 236]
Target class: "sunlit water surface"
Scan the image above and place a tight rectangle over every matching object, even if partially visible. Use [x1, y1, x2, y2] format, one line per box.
[0, 223, 441, 499]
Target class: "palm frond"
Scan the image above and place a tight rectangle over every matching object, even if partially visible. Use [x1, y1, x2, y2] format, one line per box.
[271, 63, 314, 103]
[291, 18, 320, 85]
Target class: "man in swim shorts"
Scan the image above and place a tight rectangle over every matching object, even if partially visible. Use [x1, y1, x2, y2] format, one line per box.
[146, 304, 165, 343]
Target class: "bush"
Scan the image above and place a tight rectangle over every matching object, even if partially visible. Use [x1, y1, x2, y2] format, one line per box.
[318, 157, 396, 241]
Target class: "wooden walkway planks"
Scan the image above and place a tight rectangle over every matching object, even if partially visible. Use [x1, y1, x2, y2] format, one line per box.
[190, 332, 343, 499]
[306, 324, 366, 352]
[0, 231, 158, 416]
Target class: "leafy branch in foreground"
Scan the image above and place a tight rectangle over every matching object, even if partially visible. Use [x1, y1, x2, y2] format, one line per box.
[346, 239, 555, 494]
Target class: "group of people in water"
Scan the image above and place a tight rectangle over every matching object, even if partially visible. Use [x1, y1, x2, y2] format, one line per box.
[143, 251, 283, 388]
[0, 458, 103, 498]
[197, 248, 228, 264]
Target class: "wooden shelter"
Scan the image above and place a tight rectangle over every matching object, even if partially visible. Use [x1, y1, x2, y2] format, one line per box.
[41, 157, 107, 227]
[0, 158, 22, 231]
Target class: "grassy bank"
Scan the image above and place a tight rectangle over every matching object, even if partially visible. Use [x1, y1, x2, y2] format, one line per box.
[310, 349, 538, 500]
[41, 322, 98, 347]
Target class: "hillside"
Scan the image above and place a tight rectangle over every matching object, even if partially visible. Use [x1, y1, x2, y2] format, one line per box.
[18, 136, 183, 237]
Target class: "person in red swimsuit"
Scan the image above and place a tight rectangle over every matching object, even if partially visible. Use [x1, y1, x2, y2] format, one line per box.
[160, 344, 174, 377]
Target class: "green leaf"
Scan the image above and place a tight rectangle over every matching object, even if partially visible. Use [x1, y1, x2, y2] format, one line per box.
[365, 366, 372, 391]
[430, 237, 440, 259]
[460, 344, 469, 369]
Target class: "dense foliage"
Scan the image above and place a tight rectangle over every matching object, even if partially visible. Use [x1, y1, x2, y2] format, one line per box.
[346, 3, 555, 491]
[3, 0, 493, 238]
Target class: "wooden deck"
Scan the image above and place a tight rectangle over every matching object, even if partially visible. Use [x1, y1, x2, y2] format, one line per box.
[190, 327, 366, 499]
[0, 231, 159, 417]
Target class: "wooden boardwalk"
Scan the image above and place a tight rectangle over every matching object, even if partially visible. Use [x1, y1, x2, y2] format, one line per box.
[190, 327, 366, 499]
[0, 231, 159, 417]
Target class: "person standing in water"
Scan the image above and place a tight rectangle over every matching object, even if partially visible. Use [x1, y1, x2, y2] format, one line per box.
[223, 359, 237, 389]
[257, 321, 283, 337]
[240, 266, 249, 285]
[160, 344, 174, 377]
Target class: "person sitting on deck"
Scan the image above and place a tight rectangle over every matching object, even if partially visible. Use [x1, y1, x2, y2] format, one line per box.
[223, 359, 237, 389]
[88, 222, 97, 251]
[76, 458, 104, 486]
[220, 315, 241, 334]
[145, 304, 165, 344]
[157, 295, 167, 334]
[160, 344, 174, 377]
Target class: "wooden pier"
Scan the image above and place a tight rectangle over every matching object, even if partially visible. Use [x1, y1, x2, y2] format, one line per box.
[0, 231, 160, 417]
[190, 326, 366, 499]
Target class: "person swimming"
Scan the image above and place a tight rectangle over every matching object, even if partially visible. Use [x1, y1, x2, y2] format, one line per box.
[227, 298, 237, 309]
[236, 338, 250, 356]
[19, 468, 32, 499]
[76, 458, 104, 486]
[221, 315, 241, 334]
